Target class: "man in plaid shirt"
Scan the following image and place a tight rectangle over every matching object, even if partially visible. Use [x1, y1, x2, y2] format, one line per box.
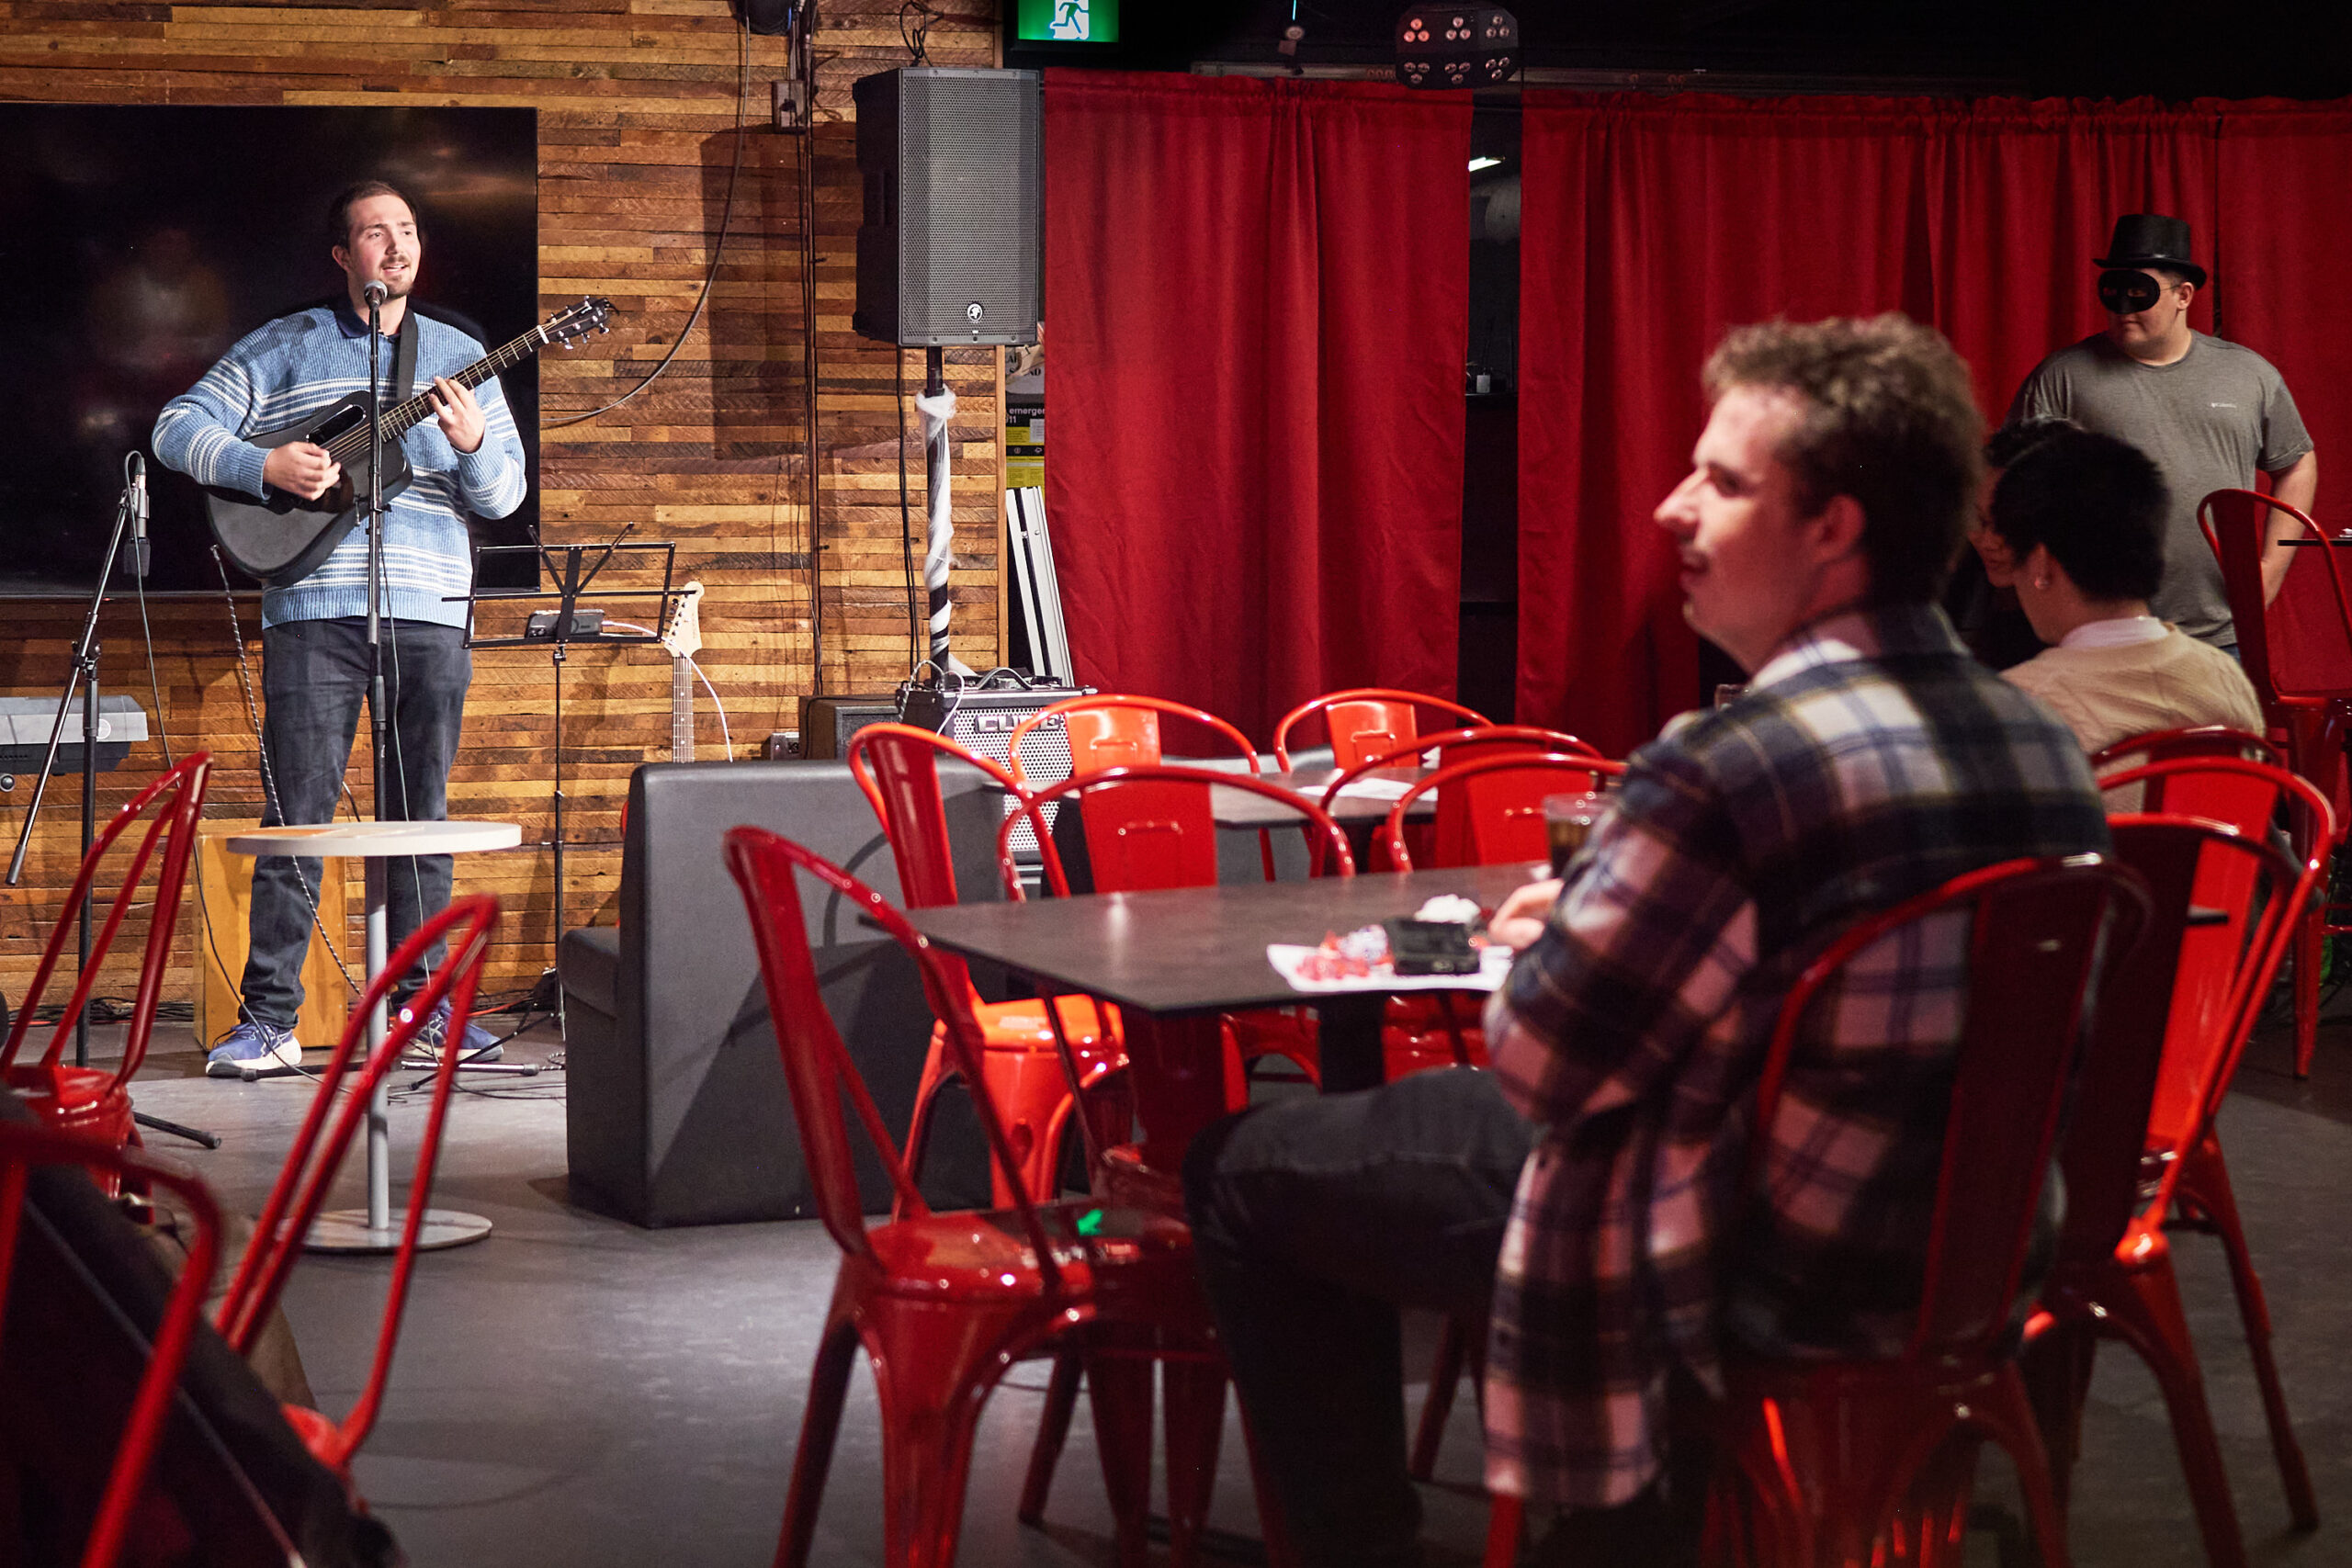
[1185, 315, 2109, 1565]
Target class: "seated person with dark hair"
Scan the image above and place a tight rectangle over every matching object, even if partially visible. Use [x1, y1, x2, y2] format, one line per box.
[1185, 314, 2109, 1567]
[1977, 425, 2263, 756]
[1944, 416, 2080, 670]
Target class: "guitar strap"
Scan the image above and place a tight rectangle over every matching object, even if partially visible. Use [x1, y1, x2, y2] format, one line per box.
[390, 312, 419, 408]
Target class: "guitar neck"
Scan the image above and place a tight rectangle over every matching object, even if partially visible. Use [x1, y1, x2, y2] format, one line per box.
[329, 321, 548, 457]
[672, 657, 695, 762]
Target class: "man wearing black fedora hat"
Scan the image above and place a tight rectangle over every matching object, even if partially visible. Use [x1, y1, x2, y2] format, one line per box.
[2008, 213, 2316, 650]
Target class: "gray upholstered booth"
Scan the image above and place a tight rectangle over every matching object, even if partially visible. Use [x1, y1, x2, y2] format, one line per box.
[558, 759, 1003, 1227]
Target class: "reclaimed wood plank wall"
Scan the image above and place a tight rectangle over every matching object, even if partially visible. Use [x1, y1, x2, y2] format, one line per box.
[0, 0, 1007, 1013]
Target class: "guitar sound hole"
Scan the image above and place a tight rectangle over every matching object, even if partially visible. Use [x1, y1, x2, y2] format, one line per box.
[310, 404, 366, 444]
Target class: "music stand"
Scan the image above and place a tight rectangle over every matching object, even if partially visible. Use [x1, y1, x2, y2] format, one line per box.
[461, 531, 682, 951]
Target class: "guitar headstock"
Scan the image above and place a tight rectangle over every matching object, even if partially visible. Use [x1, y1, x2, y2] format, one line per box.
[544, 296, 615, 349]
[661, 580, 705, 660]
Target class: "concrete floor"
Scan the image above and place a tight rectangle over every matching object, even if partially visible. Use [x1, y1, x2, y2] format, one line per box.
[95, 1007, 2352, 1568]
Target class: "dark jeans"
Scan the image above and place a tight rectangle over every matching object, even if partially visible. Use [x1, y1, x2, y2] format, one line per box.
[241, 617, 470, 1030]
[1183, 1067, 1535, 1568]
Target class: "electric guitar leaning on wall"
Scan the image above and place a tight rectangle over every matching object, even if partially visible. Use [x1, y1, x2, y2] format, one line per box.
[661, 580, 705, 762]
[203, 296, 614, 586]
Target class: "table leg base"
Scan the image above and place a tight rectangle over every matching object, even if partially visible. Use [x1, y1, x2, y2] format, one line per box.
[305, 1207, 492, 1255]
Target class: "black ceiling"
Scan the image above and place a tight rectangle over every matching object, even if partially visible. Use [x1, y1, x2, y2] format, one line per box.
[1071, 1, 2352, 101]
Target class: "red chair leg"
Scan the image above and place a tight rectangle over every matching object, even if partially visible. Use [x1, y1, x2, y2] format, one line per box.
[1085, 1329, 1159, 1568]
[1409, 1317, 1466, 1483]
[1018, 1348, 1083, 1526]
[2021, 1317, 2098, 1513]
[2181, 1149, 2321, 1530]
[1969, 1369, 2072, 1568]
[1482, 1495, 1522, 1568]
[774, 1315, 861, 1568]
[2101, 1261, 2252, 1568]
[1161, 1351, 1228, 1567]
[865, 1296, 1045, 1568]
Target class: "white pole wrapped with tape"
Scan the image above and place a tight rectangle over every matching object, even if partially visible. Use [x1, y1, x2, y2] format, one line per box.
[914, 367, 966, 675]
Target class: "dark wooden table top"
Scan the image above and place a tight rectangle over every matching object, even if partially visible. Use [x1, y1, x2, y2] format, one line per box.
[905, 862, 1542, 1016]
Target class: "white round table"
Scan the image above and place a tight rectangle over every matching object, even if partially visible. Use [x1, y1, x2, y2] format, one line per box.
[227, 819, 523, 1254]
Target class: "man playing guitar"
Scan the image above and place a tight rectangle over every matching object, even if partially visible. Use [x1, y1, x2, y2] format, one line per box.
[153, 180, 526, 1075]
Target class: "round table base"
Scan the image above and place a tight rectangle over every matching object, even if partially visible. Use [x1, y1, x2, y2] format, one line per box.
[305, 1207, 493, 1255]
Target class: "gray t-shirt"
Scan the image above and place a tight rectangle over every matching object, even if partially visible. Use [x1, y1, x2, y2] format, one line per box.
[2009, 332, 2313, 647]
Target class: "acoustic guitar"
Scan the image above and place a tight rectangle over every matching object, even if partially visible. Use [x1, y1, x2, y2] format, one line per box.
[204, 296, 613, 586]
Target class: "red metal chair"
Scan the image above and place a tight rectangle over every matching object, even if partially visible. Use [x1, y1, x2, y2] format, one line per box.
[722, 827, 1243, 1568]
[2199, 489, 2352, 1076]
[0, 753, 211, 1187]
[1271, 687, 1490, 771]
[1487, 855, 2148, 1568]
[210, 894, 499, 1486]
[0, 1122, 223, 1568]
[999, 766, 1353, 1559]
[1376, 751, 1625, 874]
[2052, 758, 2335, 1559]
[846, 723, 1126, 1211]
[2024, 809, 2312, 1568]
[1315, 725, 1600, 865]
[1704, 854, 2147, 1568]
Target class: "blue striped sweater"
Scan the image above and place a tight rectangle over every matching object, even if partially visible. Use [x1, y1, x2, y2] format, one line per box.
[153, 303, 528, 629]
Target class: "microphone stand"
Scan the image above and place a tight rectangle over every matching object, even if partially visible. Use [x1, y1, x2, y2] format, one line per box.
[6, 463, 219, 1150]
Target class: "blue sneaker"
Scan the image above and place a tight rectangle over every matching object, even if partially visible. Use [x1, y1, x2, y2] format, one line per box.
[206, 1021, 303, 1078]
[398, 998, 504, 1066]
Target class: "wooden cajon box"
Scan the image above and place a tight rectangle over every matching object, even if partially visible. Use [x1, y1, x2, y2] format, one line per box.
[193, 821, 353, 1050]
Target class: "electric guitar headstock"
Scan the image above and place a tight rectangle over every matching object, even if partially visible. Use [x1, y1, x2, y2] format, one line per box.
[661, 580, 705, 661]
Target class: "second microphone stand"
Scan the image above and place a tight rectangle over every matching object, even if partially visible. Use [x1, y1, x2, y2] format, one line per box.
[5, 458, 218, 1150]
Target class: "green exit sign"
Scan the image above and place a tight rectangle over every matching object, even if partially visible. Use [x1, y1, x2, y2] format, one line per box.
[1015, 0, 1119, 42]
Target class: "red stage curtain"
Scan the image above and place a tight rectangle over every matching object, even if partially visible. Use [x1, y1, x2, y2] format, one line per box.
[1518, 94, 2226, 754]
[1043, 72, 1471, 742]
[2215, 100, 2351, 501]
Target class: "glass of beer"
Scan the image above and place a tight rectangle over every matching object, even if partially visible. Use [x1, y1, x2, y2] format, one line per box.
[1543, 790, 1607, 877]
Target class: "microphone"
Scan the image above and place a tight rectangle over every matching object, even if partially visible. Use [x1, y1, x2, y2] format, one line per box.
[363, 280, 388, 306]
[128, 453, 150, 579]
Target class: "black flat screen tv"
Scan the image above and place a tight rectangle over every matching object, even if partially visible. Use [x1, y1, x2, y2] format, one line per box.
[0, 103, 539, 598]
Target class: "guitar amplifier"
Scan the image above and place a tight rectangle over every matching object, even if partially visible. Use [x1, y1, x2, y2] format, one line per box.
[798, 685, 1092, 863]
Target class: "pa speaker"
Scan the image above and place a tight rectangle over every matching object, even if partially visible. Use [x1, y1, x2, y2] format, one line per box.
[853, 67, 1043, 349]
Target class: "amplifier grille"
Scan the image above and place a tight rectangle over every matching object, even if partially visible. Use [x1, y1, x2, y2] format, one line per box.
[946, 697, 1077, 861]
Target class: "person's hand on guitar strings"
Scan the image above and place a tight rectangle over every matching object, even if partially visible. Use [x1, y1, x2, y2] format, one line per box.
[262, 441, 342, 502]
[428, 375, 485, 454]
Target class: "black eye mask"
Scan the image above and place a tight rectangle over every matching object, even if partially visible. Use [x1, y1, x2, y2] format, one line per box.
[2098, 269, 2165, 315]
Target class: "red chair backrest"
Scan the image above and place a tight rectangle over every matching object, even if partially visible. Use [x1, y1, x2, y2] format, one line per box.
[1003, 765, 1356, 898]
[0, 753, 210, 1088]
[1271, 687, 1490, 771]
[1314, 726, 1600, 871]
[845, 722, 1026, 911]
[0, 1122, 223, 1568]
[1379, 754, 1625, 873]
[2088, 725, 2284, 820]
[1005, 694, 1261, 785]
[2046, 819, 2203, 1269]
[210, 895, 500, 1470]
[2200, 488, 2352, 707]
[2098, 757, 2331, 1149]
[2087, 724, 2281, 774]
[1750, 856, 2149, 1358]
[721, 827, 1067, 1276]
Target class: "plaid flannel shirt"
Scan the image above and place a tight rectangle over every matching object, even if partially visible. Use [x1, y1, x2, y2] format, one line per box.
[1479, 604, 2109, 1508]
